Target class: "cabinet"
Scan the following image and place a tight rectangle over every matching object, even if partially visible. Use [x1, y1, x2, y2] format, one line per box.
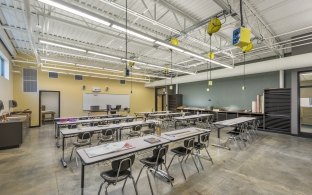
[264, 88, 291, 133]
[168, 94, 183, 112]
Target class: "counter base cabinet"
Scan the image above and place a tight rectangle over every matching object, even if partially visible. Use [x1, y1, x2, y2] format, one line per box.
[0, 122, 23, 149]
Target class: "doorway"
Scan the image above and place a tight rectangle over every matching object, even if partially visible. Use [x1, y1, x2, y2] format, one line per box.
[299, 72, 312, 137]
[39, 90, 60, 126]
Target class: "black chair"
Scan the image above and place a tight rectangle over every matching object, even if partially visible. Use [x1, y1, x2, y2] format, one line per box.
[194, 133, 213, 169]
[98, 154, 138, 195]
[226, 123, 247, 150]
[126, 125, 142, 138]
[168, 137, 199, 180]
[141, 123, 156, 136]
[70, 131, 93, 166]
[98, 129, 116, 145]
[136, 145, 172, 195]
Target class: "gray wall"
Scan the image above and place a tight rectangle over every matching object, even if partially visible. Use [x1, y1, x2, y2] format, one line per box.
[179, 71, 280, 110]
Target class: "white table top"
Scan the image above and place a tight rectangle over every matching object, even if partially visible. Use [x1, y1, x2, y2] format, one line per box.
[173, 114, 213, 120]
[161, 127, 211, 141]
[77, 135, 170, 165]
[149, 112, 189, 117]
[56, 116, 135, 125]
[213, 117, 256, 126]
[60, 120, 157, 136]
[54, 114, 121, 121]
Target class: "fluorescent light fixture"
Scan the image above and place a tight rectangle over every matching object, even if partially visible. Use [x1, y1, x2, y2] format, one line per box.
[122, 59, 195, 75]
[87, 51, 122, 60]
[76, 64, 103, 70]
[184, 51, 233, 69]
[42, 65, 149, 81]
[38, 0, 110, 26]
[40, 40, 86, 52]
[41, 58, 76, 65]
[12, 60, 38, 65]
[112, 25, 155, 42]
[155, 41, 184, 52]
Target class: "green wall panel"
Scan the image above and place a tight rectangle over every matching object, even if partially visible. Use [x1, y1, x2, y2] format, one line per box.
[179, 72, 280, 110]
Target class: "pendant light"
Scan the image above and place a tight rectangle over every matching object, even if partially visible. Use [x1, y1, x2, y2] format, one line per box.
[169, 49, 173, 90]
[242, 52, 246, 91]
[207, 35, 213, 92]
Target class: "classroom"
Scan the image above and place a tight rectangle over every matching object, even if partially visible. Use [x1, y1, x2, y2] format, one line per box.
[0, 0, 312, 194]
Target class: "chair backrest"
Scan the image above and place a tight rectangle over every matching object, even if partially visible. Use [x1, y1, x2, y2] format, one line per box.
[90, 122, 98, 127]
[200, 132, 210, 144]
[112, 154, 135, 172]
[107, 104, 112, 111]
[126, 118, 134, 122]
[79, 117, 88, 120]
[148, 123, 156, 129]
[133, 125, 142, 131]
[102, 128, 115, 136]
[184, 137, 195, 148]
[152, 145, 168, 160]
[78, 131, 93, 140]
[116, 105, 121, 111]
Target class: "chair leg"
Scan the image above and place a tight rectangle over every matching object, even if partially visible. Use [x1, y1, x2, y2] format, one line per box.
[184, 153, 190, 163]
[131, 175, 139, 195]
[163, 163, 173, 187]
[204, 148, 213, 164]
[168, 154, 177, 168]
[105, 183, 110, 195]
[135, 166, 146, 184]
[178, 157, 186, 180]
[146, 168, 154, 195]
[196, 154, 204, 170]
[190, 154, 200, 173]
[98, 181, 105, 195]
[122, 177, 128, 191]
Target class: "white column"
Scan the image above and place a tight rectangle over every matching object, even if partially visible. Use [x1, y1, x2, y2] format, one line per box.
[279, 70, 284, 88]
[175, 84, 179, 94]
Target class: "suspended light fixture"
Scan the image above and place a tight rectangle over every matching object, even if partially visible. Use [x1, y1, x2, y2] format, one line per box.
[242, 52, 246, 91]
[169, 49, 173, 90]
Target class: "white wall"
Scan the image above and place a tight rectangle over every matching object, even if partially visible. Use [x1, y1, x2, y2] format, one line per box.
[0, 43, 13, 113]
[41, 92, 59, 117]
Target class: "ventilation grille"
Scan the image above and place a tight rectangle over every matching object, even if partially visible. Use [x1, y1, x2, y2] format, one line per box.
[49, 72, 58, 78]
[23, 68, 37, 92]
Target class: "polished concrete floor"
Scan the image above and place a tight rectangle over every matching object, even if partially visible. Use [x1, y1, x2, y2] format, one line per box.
[0, 124, 312, 195]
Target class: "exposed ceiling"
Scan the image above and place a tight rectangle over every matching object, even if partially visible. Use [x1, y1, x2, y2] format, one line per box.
[0, 0, 312, 83]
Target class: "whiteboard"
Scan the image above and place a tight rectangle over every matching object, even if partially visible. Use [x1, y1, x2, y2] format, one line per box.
[83, 93, 130, 110]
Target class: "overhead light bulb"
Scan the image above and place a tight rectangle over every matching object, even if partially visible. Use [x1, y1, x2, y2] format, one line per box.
[169, 85, 173, 90]
[207, 88, 210, 92]
[208, 80, 213, 86]
[242, 86, 246, 90]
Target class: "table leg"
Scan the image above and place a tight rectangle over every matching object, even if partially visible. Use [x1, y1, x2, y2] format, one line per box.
[56, 125, 60, 148]
[212, 127, 231, 150]
[81, 164, 85, 195]
[60, 135, 67, 167]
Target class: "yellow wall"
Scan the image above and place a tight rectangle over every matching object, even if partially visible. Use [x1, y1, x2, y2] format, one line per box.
[13, 70, 155, 126]
[0, 42, 13, 113]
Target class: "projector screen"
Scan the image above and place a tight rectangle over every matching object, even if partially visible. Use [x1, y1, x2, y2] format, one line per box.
[83, 93, 130, 110]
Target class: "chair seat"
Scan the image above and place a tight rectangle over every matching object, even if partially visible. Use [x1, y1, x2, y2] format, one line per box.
[72, 140, 90, 147]
[194, 142, 206, 150]
[99, 136, 113, 143]
[100, 170, 130, 182]
[141, 129, 154, 135]
[140, 157, 164, 167]
[171, 146, 191, 156]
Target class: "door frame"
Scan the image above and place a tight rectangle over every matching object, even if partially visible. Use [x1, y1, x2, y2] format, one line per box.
[298, 71, 312, 138]
[39, 90, 60, 127]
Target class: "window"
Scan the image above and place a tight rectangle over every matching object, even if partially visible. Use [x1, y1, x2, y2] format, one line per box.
[49, 72, 58, 78]
[0, 55, 9, 80]
[23, 68, 37, 92]
[75, 75, 83, 80]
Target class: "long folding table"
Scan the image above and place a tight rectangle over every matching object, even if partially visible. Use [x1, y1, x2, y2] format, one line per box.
[55, 116, 135, 147]
[212, 117, 256, 150]
[76, 127, 210, 194]
[134, 111, 169, 118]
[60, 120, 157, 167]
[172, 114, 213, 129]
[148, 112, 189, 118]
